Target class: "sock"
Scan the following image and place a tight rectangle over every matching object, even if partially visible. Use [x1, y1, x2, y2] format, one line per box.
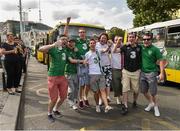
[48, 112, 52, 115]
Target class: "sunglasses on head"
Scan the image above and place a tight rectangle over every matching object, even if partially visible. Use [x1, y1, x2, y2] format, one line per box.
[143, 38, 151, 41]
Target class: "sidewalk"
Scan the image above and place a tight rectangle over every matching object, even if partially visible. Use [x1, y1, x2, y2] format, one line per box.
[0, 73, 25, 130]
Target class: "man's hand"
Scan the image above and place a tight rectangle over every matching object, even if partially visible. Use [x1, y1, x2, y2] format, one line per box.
[53, 40, 62, 47]
[67, 17, 71, 25]
[158, 73, 164, 81]
[107, 40, 113, 47]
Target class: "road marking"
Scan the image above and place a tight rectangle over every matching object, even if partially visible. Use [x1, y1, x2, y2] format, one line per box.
[25, 112, 47, 119]
[84, 112, 138, 130]
[39, 100, 49, 104]
[80, 127, 86, 131]
[139, 110, 180, 130]
[141, 118, 150, 130]
[81, 110, 180, 130]
[36, 88, 48, 97]
[29, 83, 47, 90]
[157, 120, 180, 130]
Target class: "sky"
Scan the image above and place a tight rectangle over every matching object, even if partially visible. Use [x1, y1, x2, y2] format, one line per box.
[0, 0, 134, 29]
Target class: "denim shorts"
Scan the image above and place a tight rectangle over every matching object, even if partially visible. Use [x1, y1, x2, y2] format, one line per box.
[140, 72, 158, 96]
[77, 64, 90, 87]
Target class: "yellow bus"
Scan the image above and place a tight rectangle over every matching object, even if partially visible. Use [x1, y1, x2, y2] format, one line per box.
[36, 23, 106, 65]
[126, 19, 180, 84]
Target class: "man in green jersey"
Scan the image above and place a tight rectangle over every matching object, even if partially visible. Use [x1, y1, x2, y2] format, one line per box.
[76, 28, 90, 109]
[140, 32, 164, 117]
[65, 39, 84, 110]
[39, 35, 68, 122]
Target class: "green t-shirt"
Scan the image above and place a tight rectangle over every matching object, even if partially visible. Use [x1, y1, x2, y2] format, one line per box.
[75, 38, 89, 59]
[65, 48, 77, 74]
[141, 44, 163, 73]
[48, 47, 67, 76]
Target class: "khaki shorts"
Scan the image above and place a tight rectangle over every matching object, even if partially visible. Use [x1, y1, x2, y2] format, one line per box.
[122, 69, 140, 93]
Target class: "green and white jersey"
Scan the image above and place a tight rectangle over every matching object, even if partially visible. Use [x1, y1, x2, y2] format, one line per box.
[75, 38, 89, 60]
[65, 48, 78, 75]
[48, 47, 67, 76]
[141, 44, 163, 73]
[85, 50, 101, 75]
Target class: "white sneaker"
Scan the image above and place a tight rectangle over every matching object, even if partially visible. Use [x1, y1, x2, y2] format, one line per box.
[72, 105, 78, 110]
[145, 103, 154, 112]
[96, 105, 101, 113]
[104, 106, 113, 113]
[154, 106, 160, 117]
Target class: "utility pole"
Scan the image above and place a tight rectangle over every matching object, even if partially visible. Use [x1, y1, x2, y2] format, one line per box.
[39, 0, 42, 23]
[19, 0, 23, 38]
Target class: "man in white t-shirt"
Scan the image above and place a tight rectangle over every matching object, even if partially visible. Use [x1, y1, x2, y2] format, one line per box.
[85, 39, 113, 113]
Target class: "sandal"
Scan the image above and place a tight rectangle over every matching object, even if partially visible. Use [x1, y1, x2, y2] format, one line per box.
[7, 89, 15, 95]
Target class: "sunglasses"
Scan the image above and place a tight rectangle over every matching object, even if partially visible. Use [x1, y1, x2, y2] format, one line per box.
[79, 31, 85, 33]
[143, 38, 151, 41]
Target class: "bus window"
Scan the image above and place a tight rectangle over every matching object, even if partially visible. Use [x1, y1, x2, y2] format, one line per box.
[151, 28, 166, 54]
[166, 26, 180, 47]
[151, 28, 165, 43]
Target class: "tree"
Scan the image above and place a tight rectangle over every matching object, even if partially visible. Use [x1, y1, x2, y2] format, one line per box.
[107, 27, 125, 40]
[127, 0, 180, 27]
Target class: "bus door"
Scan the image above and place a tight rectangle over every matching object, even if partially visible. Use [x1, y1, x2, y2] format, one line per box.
[166, 25, 180, 83]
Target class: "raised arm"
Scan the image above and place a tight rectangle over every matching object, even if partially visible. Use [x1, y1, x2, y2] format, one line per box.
[64, 17, 71, 36]
[39, 40, 61, 53]
[112, 37, 122, 53]
[99, 40, 113, 53]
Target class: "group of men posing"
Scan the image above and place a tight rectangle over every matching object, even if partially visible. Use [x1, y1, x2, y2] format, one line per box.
[39, 18, 164, 122]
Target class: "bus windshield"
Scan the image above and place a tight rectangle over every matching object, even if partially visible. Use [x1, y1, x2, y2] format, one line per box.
[58, 25, 105, 39]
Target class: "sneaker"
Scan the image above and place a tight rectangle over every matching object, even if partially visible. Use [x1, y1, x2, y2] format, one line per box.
[48, 115, 55, 123]
[121, 104, 128, 115]
[154, 106, 160, 117]
[132, 101, 137, 108]
[53, 110, 63, 118]
[145, 103, 154, 112]
[104, 106, 113, 113]
[79, 101, 84, 109]
[84, 100, 90, 107]
[96, 105, 101, 113]
[72, 105, 78, 110]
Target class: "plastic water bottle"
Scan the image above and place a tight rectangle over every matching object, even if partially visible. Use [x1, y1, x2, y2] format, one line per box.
[156, 76, 164, 83]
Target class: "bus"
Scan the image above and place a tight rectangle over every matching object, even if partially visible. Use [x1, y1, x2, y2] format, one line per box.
[127, 19, 180, 84]
[36, 23, 106, 65]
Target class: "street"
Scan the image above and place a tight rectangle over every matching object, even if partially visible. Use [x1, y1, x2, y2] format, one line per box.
[22, 57, 180, 130]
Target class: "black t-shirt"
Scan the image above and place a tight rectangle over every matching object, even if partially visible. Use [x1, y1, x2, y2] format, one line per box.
[121, 44, 141, 72]
[2, 42, 20, 62]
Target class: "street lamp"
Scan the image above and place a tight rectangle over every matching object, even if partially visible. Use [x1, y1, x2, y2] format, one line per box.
[19, 0, 23, 38]
[22, 8, 31, 32]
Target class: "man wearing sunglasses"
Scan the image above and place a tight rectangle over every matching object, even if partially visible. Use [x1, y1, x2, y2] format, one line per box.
[140, 32, 164, 117]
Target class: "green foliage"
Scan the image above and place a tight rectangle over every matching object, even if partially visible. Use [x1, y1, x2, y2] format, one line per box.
[107, 27, 125, 40]
[127, 0, 180, 27]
